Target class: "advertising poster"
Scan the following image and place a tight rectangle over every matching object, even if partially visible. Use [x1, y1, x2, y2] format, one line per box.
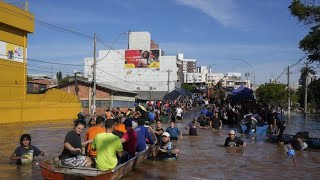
[125, 49, 160, 69]
[0, 41, 24, 63]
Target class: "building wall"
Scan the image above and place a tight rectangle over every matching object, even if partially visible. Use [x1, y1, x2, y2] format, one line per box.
[0, 2, 34, 101]
[129, 32, 151, 50]
[84, 49, 179, 92]
[0, 89, 81, 124]
[60, 83, 135, 115]
[0, 2, 81, 124]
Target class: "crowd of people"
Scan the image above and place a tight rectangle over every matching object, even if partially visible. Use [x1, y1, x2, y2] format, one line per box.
[9, 94, 309, 170]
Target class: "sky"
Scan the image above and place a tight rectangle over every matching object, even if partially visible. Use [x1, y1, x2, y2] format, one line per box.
[21, 0, 314, 85]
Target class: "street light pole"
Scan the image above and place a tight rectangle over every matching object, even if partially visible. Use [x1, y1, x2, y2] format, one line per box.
[245, 72, 250, 88]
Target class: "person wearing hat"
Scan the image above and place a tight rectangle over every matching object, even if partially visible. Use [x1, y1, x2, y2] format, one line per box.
[120, 119, 138, 158]
[154, 132, 180, 160]
[224, 130, 246, 147]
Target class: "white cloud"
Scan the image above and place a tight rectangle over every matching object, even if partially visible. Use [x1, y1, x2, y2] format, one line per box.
[174, 0, 241, 27]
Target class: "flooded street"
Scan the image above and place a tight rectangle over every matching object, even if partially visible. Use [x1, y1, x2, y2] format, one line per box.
[0, 110, 319, 179]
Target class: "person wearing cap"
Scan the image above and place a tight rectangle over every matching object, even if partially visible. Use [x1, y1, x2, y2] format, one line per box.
[154, 132, 180, 160]
[224, 130, 246, 147]
[120, 119, 138, 158]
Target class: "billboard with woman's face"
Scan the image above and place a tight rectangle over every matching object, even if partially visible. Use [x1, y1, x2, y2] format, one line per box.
[125, 49, 160, 69]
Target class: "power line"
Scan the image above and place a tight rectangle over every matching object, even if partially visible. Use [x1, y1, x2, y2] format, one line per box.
[0, 6, 94, 40]
[96, 67, 145, 86]
[0, 53, 86, 66]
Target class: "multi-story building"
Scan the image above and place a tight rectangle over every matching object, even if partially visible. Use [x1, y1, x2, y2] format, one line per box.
[223, 72, 251, 88]
[176, 53, 197, 83]
[84, 32, 180, 100]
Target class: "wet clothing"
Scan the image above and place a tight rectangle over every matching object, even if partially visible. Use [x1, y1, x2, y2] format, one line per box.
[13, 145, 41, 165]
[187, 121, 198, 136]
[212, 117, 221, 130]
[198, 115, 208, 127]
[166, 127, 180, 140]
[155, 127, 164, 144]
[158, 141, 176, 160]
[134, 125, 154, 152]
[224, 137, 244, 147]
[122, 129, 138, 157]
[91, 132, 123, 171]
[59, 131, 82, 160]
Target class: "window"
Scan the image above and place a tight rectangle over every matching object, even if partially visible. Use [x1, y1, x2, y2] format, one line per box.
[113, 100, 134, 108]
[96, 100, 111, 107]
[81, 100, 89, 108]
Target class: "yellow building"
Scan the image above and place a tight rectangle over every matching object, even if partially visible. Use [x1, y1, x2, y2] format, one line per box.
[0, 2, 81, 124]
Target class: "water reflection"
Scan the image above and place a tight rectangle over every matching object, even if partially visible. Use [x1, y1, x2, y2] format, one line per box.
[0, 112, 319, 179]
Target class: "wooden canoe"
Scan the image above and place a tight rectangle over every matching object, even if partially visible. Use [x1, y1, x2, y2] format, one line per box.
[39, 145, 154, 180]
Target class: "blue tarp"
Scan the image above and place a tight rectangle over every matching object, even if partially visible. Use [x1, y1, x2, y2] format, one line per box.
[230, 86, 254, 102]
[163, 89, 192, 101]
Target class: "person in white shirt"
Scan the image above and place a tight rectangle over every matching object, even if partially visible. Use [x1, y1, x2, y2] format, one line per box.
[175, 106, 183, 120]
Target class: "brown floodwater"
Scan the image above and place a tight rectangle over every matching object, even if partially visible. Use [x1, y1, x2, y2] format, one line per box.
[0, 110, 319, 180]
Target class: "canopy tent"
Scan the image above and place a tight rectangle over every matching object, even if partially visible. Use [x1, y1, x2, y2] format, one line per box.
[230, 86, 255, 102]
[163, 89, 192, 101]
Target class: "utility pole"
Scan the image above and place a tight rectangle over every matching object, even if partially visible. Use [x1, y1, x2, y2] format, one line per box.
[287, 66, 290, 116]
[74, 71, 79, 96]
[304, 63, 308, 114]
[91, 33, 97, 115]
[149, 86, 152, 101]
[167, 69, 172, 93]
[127, 30, 130, 49]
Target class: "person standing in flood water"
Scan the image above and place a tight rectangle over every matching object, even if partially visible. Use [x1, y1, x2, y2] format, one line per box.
[224, 130, 246, 147]
[10, 134, 46, 165]
[166, 120, 182, 140]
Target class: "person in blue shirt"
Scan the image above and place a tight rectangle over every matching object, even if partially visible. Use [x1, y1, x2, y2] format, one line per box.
[148, 111, 155, 124]
[201, 107, 208, 116]
[134, 118, 154, 152]
[165, 121, 182, 140]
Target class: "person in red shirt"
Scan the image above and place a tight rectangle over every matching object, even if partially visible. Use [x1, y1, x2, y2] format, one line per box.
[84, 116, 106, 157]
[120, 119, 138, 158]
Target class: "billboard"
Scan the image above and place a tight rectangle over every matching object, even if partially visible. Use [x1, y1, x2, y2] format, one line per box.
[0, 41, 24, 63]
[125, 49, 160, 69]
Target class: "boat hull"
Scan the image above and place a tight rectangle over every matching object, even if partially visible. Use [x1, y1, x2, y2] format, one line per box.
[39, 145, 154, 180]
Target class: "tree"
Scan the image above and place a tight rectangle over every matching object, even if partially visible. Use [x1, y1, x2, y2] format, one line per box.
[289, 0, 320, 62]
[308, 79, 320, 110]
[56, 71, 63, 82]
[59, 75, 72, 85]
[256, 83, 288, 106]
[181, 83, 193, 91]
[27, 75, 33, 81]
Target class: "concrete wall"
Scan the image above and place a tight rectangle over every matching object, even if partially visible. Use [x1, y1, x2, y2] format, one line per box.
[0, 2, 81, 124]
[0, 89, 81, 124]
[84, 49, 179, 92]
